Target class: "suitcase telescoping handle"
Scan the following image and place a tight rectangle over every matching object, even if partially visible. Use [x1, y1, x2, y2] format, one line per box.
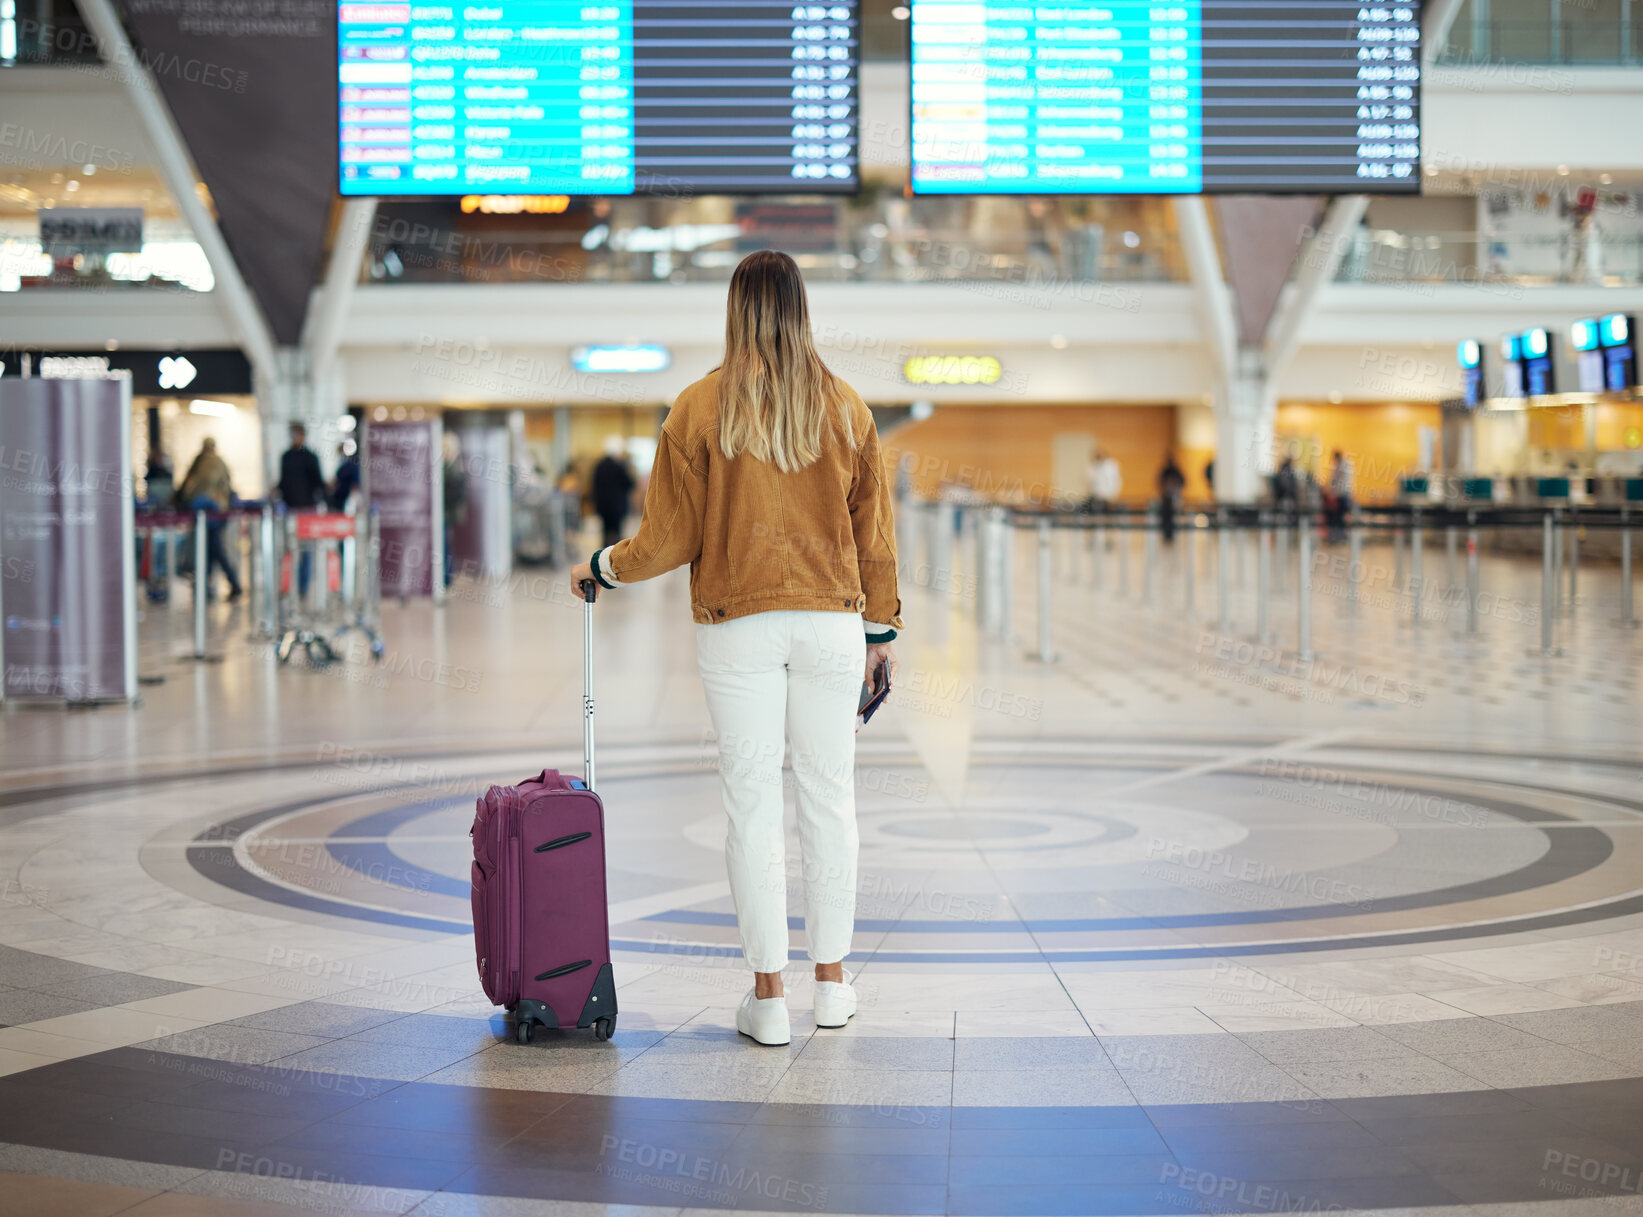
[580, 579, 597, 791]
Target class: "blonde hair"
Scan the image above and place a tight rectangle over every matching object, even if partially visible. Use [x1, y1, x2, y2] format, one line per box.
[716, 250, 852, 472]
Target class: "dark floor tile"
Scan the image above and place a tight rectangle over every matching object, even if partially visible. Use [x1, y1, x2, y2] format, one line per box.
[951, 1105, 1155, 1130]
[105, 1098, 317, 1145]
[709, 1149, 949, 1188]
[1160, 1117, 1380, 1157]
[1202, 1174, 1468, 1213]
[270, 1119, 496, 1166]
[26, 1119, 271, 1173]
[951, 1153, 1174, 1186]
[0, 946, 114, 990]
[550, 1092, 765, 1125]
[0, 988, 104, 1024]
[951, 1125, 1169, 1158]
[1356, 1108, 1595, 1149]
[226, 1144, 472, 1194]
[1142, 1098, 1351, 1128]
[1505, 1076, 1643, 1111]
[737, 1120, 951, 1157]
[948, 1182, 1199, 1216]
[7, 1054, 200, 1101]
[1402, 1134, 1643, 1179]
[449, 1162, 946, 1213]
[1437, 1166, 1643, 1206]
[169, 1074, 381, 1120]
[35, 972, 196, 1005]
[338, 1083, 569, 1136]
[1170, 1143, 1425, 1181]
[1330, 1086, 1534, 1121]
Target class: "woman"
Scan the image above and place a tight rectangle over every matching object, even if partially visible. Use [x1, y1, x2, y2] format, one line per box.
[571, 251, 902, 1046]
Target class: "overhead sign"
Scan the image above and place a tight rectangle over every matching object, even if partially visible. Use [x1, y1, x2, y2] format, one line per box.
[909, 2, 1419, 194]
[38, 208, 144, 255]
[903, 355, 1002, 386]
[1600, 313, 1637, 392]
[571, 345, 671, 375]
[3, 349, 251, 396]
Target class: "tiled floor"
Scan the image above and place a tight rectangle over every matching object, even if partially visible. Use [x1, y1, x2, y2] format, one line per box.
[2, 521, 1642, 1215]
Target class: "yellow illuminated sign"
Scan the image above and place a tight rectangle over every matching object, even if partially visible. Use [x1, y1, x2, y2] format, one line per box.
[460, 195, 571, 215]
[903, 355, 1002, 386]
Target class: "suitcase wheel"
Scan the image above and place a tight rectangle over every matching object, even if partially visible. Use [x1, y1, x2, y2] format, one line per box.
[593, 1016, 615, 1042]
[515, 1021, 533, 1045]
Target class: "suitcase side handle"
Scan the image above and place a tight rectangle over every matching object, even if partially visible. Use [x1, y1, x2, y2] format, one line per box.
[534, 831, 593, 852]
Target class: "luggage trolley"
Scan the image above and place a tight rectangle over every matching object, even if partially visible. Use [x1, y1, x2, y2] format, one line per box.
[275, 509, 385, 669]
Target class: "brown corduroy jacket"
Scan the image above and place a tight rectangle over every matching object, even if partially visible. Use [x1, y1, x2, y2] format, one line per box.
[593, 371, 903, 635]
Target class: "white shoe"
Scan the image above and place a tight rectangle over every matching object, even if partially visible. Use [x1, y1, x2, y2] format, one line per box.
[736, 990, 790, 1046]
[813, 970, 858, 1029]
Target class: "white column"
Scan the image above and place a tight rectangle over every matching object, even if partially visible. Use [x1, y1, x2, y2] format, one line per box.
[1214, 349, 1276, 505]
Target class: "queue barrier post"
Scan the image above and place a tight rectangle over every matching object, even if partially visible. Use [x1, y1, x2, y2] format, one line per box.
[1141, 505, 1157, 605]
[1551, 513, 1564, 618]
[1567, 513, 1580, 610]
[1466, 513, 1480, 637]
[192, 508, 209, 659]
[1347, 514, 1363, 617]
[1539, 512, 1556, 655]
[1034, 517, 1056, 663]
[1184, 518, 1197, 615]
[1117, 512, 1130, 596]
[1257, 511, 1272, 646]
[1000, 516, 1015, 643]
[1216, 511, 1230, 633]
[1409, 509, 1423, 628]
[1297, 514, 1314, 662]
[1445, 524, 1459, 598]
[1621, 508, 1636, 628]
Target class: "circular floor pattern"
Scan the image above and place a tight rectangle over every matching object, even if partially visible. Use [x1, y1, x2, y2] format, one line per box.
[163, 740, 1643, 965]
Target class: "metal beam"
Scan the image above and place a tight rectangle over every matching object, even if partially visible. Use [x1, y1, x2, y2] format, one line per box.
[76, 0, 278, 381]
[1172, 196, 1237, 381]
[1423, 0, 1467, 63]
[303, 198, 377, 379]
[1264, 194, 1370, 385]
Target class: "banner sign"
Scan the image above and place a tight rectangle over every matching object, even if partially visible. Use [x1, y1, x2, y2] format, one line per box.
[365, 419, 439, 599]
[39, 208, 144, 255]
[0, 377, 137, 703]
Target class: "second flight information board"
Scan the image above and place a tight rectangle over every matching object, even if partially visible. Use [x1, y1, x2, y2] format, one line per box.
[339, 1, 859, 195]
[910, 1, 1421, 194]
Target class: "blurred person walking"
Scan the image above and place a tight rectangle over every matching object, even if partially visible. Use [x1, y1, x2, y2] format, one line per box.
[590, 436, 636, 548]
[1325, 449, 1354, 542]
[442, 432, 468, 586]
[177, 437, 242, 601]
[571, 251, 902, 1046]
[1156, 452, 1184, 544]
[277, 422, 326, 595]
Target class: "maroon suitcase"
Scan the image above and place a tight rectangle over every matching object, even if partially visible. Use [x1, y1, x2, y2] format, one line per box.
[470, 581, 616, 1042]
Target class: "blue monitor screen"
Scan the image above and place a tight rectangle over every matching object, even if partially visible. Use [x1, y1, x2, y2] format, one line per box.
[909, 0, 1422, 194]
[339, 1, 859, 195]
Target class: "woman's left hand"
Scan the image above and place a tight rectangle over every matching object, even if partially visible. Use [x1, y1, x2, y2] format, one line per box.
[569, 562, 596, 601]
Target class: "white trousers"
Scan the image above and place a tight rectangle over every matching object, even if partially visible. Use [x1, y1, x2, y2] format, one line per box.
[696, 610, 865, 972]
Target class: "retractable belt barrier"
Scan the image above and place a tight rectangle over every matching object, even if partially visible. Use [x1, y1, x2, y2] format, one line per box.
[896, 500, 1641, 664]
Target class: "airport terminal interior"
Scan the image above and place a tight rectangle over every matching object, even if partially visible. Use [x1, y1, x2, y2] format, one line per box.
[4, 1, 1643, 1215]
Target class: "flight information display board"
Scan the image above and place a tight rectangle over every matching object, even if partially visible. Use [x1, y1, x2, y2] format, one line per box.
[910, 1, 1421, 194]
[338, 1, 858, 195]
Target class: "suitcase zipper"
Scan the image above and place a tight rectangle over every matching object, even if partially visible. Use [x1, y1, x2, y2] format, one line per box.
[534, 831, 592, 852]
